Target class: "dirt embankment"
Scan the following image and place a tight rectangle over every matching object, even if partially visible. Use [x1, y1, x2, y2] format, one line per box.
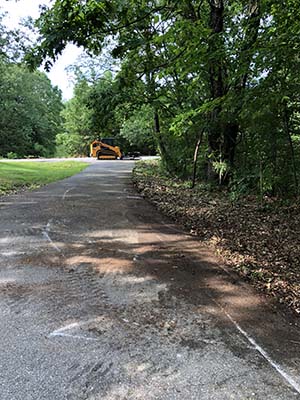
[133, 161, 300, 316]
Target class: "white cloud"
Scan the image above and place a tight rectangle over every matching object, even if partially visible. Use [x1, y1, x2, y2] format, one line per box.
[1, 0, 82, 100]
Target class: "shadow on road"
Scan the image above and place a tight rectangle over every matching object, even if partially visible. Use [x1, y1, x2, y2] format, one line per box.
[0, 161, 299, 399]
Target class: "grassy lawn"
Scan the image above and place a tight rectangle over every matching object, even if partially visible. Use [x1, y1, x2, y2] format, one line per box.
[0, 161, 89, 195]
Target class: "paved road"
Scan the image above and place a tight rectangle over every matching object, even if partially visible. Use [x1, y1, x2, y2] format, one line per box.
[1, 160, 300, 400]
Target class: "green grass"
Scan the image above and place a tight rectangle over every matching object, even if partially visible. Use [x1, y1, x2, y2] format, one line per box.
[0, 161, 89, 195]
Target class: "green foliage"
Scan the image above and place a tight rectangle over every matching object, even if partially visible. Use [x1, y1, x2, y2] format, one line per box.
[119, 105, 157, 154]
[57, 79, 92, 156]
[6, 152, 19, 160]
[87, 72, 119, 137]
[57, 67, 157, 156]
[55, 133, 86, 157]
[212, 160, 229, 185]
[0, 62, 63, 158]
[0, 13, 64, 159]
[0, 11, 30, 62]
[27, 0, 300, 197]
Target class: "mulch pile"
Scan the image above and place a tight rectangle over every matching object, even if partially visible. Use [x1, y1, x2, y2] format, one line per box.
[133, 163, 300, 315]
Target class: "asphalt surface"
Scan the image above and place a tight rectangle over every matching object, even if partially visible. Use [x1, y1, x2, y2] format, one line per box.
[1, 159, 300, 399]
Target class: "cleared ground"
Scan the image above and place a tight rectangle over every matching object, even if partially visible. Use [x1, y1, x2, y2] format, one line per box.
[0, 160, 300, 399]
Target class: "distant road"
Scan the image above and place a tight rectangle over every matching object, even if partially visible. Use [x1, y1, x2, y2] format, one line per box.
[1, 156, 160, 163]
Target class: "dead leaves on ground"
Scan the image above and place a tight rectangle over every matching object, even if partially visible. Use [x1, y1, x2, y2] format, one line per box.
[133, 167, 300, 316]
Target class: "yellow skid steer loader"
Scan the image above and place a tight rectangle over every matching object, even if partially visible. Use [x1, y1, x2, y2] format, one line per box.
[90, 138, 123, 160]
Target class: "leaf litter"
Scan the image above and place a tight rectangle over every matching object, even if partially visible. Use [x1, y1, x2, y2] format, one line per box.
[133, 162, 300, 316]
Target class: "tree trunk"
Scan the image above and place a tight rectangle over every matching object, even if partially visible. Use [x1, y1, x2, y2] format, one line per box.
[208, 0, 260, 177]
[153, 110, 168, 161]
[283, 104, 298, 196]
[207, 108, 222, 181]
[206, 0, 225, 182]
[223, 122, 239, 167]
[191, 131, 204, 188]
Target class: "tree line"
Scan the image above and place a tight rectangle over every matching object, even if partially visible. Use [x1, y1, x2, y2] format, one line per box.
[57, 66, 157, 157]
[3, 1, 300, 197]
[0, 12, 63, 159]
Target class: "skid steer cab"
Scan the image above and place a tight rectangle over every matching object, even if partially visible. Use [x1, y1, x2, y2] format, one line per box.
[90, 138, 123, 160]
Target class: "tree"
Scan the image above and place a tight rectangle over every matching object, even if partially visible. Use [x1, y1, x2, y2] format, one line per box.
[27, 0, 300, 194]
[119, 105, 157, 154]
[0, 10, 64, 158]
[0, 64, 63, 157]
[56, 78, 92, 156]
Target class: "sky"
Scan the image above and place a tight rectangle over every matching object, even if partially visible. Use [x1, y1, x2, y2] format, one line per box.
[1, 0, 82, 100]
